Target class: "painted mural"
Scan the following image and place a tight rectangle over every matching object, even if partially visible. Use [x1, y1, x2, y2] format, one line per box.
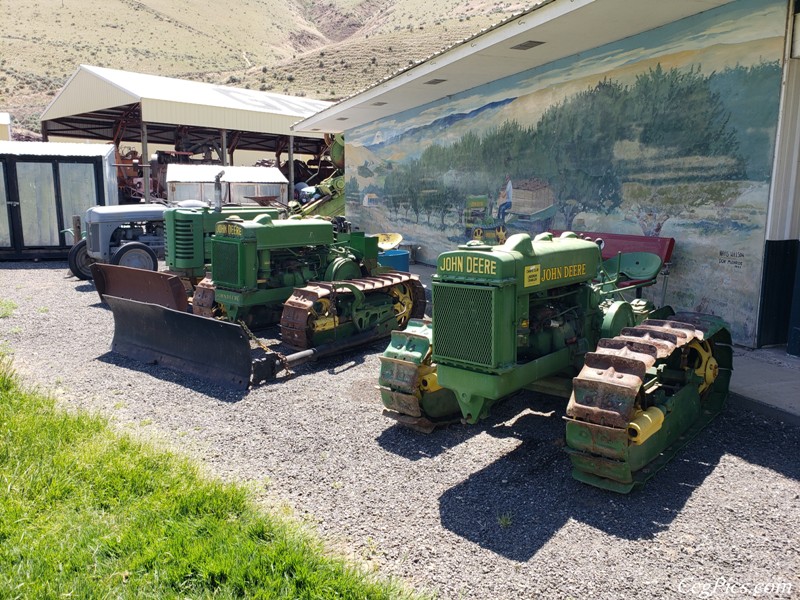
[343, 0, 786, 346]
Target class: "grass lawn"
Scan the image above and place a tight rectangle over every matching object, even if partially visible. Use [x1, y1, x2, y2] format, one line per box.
[0, 354, 416, 599]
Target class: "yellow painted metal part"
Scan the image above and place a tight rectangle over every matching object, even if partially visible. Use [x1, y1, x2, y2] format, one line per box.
[690, 339, 719, 393]
[627, 406, 665, 445]
[420, 369, 442, 392]
[376, 232, 403, 251]
[310, 298, 337, 332]
[390, 283, 415, 328]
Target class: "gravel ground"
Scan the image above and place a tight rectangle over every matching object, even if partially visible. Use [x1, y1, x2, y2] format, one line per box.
[2, 260, 799, 600]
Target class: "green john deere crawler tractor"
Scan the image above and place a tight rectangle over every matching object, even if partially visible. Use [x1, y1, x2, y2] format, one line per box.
[94, 208, 425, 389]
[378, 231, 732, 493]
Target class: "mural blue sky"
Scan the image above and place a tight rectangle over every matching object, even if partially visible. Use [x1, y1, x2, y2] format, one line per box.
[348, 0, 784, 156]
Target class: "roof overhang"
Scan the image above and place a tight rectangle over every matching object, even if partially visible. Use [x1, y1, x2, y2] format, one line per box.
[41, 65, 333, 155]
[41, 104, 329, 155]
[294, 0, 735, 133]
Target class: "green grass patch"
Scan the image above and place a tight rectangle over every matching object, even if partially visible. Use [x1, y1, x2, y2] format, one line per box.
[0, 299, 17, 318]
[0, 355, 416, 599]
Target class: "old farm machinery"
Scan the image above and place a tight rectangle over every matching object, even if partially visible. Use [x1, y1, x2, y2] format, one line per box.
[94, 205, 425, 389]
[69, 166, 290, 280]
[378, 231, 732, 492]
[289, 133, 346, 219]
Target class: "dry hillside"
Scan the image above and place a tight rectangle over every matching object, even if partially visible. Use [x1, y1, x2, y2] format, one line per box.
[0, 0, 529, 135]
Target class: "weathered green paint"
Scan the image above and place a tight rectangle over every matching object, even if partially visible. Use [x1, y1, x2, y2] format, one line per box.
[565, 325, 733, 492]
[199, 215, 386, 327]
[164, 205, 281, 277]
[378, 321, 460, 422]
[435, 232, 601, 291]
[437, 348, 571, 423]
[380, 229, 734, 493]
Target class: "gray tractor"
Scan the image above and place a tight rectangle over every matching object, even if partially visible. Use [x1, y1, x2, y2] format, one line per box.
[68, 204, 169, 280]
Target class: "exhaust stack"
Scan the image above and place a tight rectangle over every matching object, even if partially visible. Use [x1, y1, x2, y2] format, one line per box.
[214, 170, 225, 212]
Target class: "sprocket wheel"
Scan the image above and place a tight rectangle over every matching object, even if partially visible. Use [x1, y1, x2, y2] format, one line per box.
[688, 339, 719, 394]
[309, 298, 337, 333]
[389, 283, 414, 328]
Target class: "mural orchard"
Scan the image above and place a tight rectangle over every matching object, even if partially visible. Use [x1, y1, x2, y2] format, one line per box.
[344, 0, 785, 346]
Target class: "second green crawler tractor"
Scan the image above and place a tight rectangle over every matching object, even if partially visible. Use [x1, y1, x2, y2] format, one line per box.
[96, 209, 425, 389]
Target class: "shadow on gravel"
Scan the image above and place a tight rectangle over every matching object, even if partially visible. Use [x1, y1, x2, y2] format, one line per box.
[436, 403, 800, 561]
[73, 282, 98, 294]
[322, 346, 373, 376]
[95, 340, 385, 404]
[375, 391, 563, 460]
[376, 420, 482, 460]
[96, 351, 250, 403]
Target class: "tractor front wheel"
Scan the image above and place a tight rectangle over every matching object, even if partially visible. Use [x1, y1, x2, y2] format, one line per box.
[68, 239, 95, 280]
[111, 242, 159, 271]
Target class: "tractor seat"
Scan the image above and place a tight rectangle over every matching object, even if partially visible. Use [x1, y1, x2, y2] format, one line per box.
[602, 251, 663, 286]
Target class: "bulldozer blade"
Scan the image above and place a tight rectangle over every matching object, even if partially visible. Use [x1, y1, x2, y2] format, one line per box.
[104, 294, 255, 389]
[92, 263, 188, 311]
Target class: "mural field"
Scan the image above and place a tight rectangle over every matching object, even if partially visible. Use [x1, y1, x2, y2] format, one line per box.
[344, 0, 785, 346]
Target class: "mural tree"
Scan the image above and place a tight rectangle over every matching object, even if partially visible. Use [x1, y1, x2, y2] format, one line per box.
[622, 180, 744, 236]
[533, 79, 628, 229]
[383, 159, 424, 222]
[629, 64, 739, 160]
[479, 120, 534, 178]
[438, 185, 462, 229]
[345, 176, 360, 204]
[419, 175, 440, 225]
[709, 61, 782, 180]
[382, 168, 406, 219]
[619, 65, 746, 235]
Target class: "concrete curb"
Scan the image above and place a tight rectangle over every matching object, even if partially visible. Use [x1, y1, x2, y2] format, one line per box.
[728, 392, 800, 427]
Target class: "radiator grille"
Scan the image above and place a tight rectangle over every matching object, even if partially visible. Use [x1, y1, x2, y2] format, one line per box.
[172, 219, 196, 260]
[432, 284, 494, 368]
[211, 240, 239, 287]
[89, 224, 101, 253]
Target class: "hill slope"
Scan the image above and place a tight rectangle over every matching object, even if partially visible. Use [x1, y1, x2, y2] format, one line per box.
[0, 0, 528, 134]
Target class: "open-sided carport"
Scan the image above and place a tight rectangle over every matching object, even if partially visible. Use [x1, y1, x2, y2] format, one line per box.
[40, 65, 333, 194]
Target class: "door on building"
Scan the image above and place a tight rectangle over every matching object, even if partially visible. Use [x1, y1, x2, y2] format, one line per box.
[0, 161, 12, 251]
[0, 158, 100, 259]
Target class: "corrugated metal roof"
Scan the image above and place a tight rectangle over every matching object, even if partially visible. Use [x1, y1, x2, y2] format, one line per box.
[166, 164, 287, 184]
[0, 140, 114, 158]
[41, 65, 332, 138]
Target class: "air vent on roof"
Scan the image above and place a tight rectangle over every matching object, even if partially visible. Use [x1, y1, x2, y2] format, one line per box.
[336, 117, 349, 121]
[372, 101, 388, 106]
[423, 78, 447, 85]
[510, 40, 545, 51]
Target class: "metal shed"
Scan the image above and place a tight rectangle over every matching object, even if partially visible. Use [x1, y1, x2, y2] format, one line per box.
[40, 65, 334, 192]
[165, 164, 288, 208]
[0, 141, 117, 260]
